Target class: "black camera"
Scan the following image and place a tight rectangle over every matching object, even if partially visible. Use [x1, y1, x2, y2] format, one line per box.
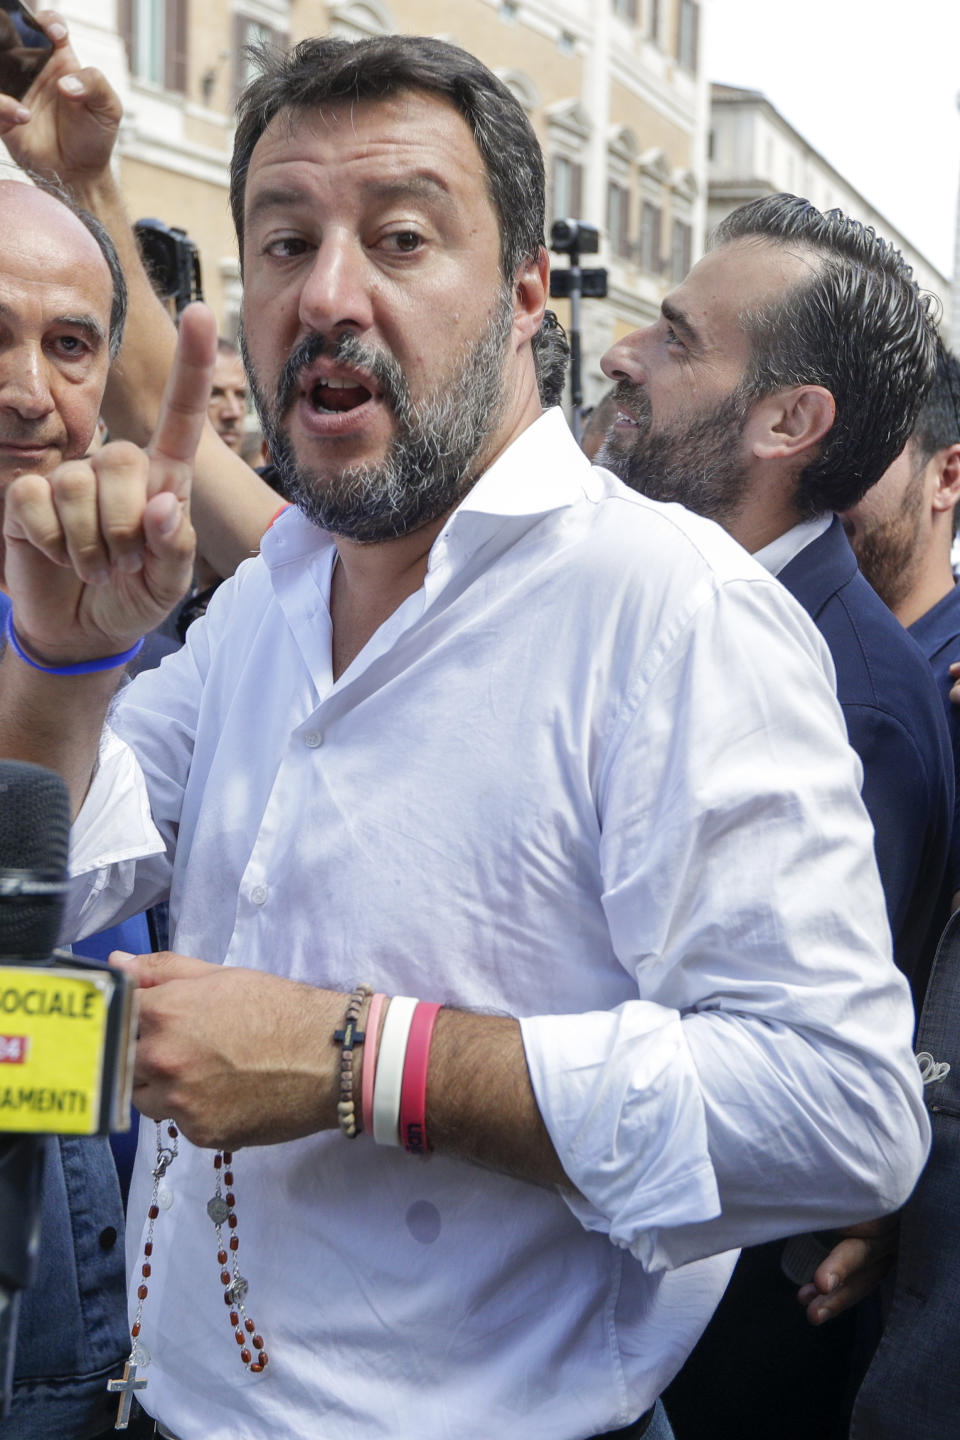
[550, 219, 600, 256]
[134, 219, 204, 314]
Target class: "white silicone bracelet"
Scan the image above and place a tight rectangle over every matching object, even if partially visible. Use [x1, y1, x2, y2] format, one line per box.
[371, 995, 418, 1146]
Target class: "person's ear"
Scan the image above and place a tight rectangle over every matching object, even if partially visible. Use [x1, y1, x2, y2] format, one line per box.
[511, 245, 548, 344]
[749, 386, 836, 462]
[931, 443, 960, 515]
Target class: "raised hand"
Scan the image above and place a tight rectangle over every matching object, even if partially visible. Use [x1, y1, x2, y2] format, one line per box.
[0, 9, 120, 183]
[3, 303, 217, 665]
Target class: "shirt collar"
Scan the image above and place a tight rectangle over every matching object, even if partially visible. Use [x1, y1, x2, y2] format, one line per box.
[752, 514, 833, 577]
[260, 408, 592, 574]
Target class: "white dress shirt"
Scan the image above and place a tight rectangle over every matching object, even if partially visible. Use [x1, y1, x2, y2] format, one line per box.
[66, 410, 928, 1440]
[752, 512, 832, 575]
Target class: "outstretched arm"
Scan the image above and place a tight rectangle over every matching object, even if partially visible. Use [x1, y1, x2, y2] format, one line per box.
[0, 10, 281, 578]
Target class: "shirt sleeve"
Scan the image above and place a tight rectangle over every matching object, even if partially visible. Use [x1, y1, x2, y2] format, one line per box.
[62, 579, 223, 943]
[520, 574, 931, 1271]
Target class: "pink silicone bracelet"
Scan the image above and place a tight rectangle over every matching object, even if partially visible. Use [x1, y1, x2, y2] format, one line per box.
[361, 993, 386, 1136]
[399, 1002, 443, 1154]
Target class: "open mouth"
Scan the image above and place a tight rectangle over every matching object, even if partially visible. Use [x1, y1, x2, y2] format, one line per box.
[309, 377, 374, 414]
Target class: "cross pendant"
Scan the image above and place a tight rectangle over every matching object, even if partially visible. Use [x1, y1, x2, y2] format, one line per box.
[107, 1359, 148, 1429]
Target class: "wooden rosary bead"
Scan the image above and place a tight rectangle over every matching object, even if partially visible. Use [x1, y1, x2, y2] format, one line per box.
[144, 1243, 153, 1257]
[224, 1171, 234, 1186]
[235, 1328, 245, 1344]
[230, 1310, 239, 1326]
[252, 1333, 264, 1348]
[240, 1348, 252, 1364]
[131, 1323, 141, 1338]
[218, 1249, 227, 1265]
[137, 1284, 148, 1300]
[258, 1351, 268, 1366]
[250, 1363, 263, 1373]
[221, 1269, 231, 1284]
[225, 1193, 235, 1206]
[214, 1154, 222, 1169]
[148, 1205, 159, 1220]
[245, 1318, 255, 1333]
[141, 1263, 151, 1278]
[229, 1236, 239, 1251]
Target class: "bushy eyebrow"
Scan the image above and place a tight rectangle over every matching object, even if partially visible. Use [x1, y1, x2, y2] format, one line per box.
[0, 303, 106, 348]
[245, 171, 456, 228]
[661, 297, 701, 351]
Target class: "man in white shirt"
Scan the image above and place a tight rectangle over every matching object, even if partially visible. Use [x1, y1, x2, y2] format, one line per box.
[599, 197, 951, 1440]
[0, 38, 932, 1440]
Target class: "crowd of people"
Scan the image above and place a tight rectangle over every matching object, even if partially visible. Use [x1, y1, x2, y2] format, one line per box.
[0, 13, 956, 1440]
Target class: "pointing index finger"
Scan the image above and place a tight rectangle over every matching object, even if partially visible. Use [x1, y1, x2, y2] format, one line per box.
[148, 302, 219, 482]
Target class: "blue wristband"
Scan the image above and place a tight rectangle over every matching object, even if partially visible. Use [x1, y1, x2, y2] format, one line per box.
[3, 610, 144, 676]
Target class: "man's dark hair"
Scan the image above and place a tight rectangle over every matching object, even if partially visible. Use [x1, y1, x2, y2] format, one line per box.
[32, 175, 127, 360]
[229, 34, 545, 282]
[711, 194, 939, 516]
[532, 310, 569, 407]
[912, 347, 960, 465]
[908, 346, 960, 536]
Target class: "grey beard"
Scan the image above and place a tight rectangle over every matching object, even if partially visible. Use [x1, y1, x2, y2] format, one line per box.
[597, 381, 753, 527]
[240, 292, 514, 543]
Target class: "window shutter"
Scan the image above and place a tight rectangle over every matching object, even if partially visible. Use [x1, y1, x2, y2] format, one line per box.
[571, 161, 583, 219]
[232, 13, 247, 98]
[164, 0, 187, 94]
[117, 0, 133, 68]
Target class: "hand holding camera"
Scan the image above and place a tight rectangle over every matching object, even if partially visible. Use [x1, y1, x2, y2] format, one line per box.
[0, 5, 121, 185]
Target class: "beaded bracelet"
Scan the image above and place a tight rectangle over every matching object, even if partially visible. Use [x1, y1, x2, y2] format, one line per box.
[399, 1002, 443, 1155]
[372, 996, 418, 1147]
[4, 610, 144, 675]
[361, 993, 387, 1136]
[333, 984, 372, 1138]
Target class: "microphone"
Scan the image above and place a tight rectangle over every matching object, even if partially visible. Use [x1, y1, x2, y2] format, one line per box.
[0, 761, 137, 1416]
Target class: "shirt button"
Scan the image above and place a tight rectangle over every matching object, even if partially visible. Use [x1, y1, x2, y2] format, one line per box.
[250, 885, 268, 906]
[304, 731, 323, 748]
[98, 1225, 118, 1250]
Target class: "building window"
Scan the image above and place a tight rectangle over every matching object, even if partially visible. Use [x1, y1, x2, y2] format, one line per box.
[612, 0, 638, 20]
[552, 155, 584, 221]
[607, 182, 630, 259]
[119, 0, 187, 93]
[233, 13, 290, 95]
[647, 0, 660, 42]
[677, 0, 699, 71]
[671, 219, 692, 282]
[639, 200, 662, 274]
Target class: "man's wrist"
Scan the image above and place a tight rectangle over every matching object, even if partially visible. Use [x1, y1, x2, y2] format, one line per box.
[4, 613, 143, 675]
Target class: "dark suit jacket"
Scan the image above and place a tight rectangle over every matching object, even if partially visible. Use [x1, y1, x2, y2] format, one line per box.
[778, 516, 953, 1005]
[664, 518, 954, 1440]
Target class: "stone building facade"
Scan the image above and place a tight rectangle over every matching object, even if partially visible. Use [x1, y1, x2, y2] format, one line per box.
[709, 82, 951, 331]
